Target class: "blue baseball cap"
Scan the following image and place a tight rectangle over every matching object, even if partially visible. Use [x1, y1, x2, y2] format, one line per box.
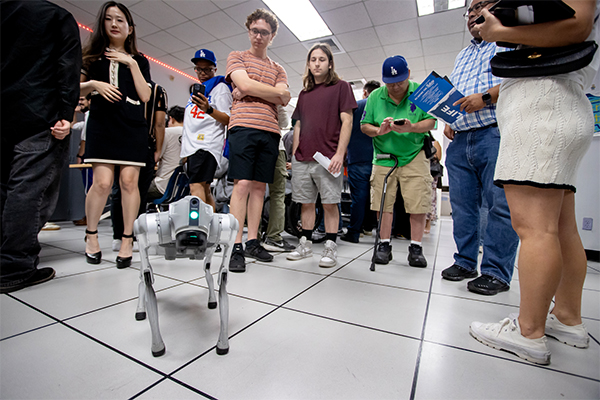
[381, 55, 409, 84]
[191, 49, 217, 66]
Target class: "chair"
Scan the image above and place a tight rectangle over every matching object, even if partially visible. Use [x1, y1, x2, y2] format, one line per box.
[152, 165, 190, 212]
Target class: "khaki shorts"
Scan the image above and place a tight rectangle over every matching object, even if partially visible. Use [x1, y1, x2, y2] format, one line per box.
[291, 157, 343, 204]
[370, 150, 432, 214]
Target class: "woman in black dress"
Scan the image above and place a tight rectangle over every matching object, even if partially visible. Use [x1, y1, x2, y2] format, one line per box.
[80, 1, 151, 268]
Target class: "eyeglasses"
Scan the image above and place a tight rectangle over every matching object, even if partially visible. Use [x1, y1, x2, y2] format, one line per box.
[194, 66, 215, 74]
[249, 28, 272, 37]
[463, 0, 497, 19]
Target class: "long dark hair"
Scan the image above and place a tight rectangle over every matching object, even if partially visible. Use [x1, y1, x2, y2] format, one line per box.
[302, 43, 340, 92]
[82, 1, 140, 70]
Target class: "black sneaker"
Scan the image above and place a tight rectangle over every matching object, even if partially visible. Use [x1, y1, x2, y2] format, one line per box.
[229, 244, 246, 273]
[408, 244, 427, 268]
[373, 242, 393, 264]
[340, 232, 359, 243]
[245, 239, 273, 262]
[312, 230, 326, 244]
[262, 237, 296, 252]
[0, 267, 56, 294]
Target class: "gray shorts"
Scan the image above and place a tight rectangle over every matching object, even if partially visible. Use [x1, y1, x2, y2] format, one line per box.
[291, 156, 343, 204]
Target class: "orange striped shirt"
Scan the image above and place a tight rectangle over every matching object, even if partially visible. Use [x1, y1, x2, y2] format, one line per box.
[226, 50, 288, 135]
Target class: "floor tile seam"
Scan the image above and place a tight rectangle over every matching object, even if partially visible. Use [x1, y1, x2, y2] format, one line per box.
[422, 339, 600, 383]
[6, 294, 169, 378]
[587, 265, 600, 273]
[41, 242, 87, 255]
[429, 290, 522, 309]
[409, 223, 443, 400]
[128, 377, 168, 400]
[0, 321, 59, 342]
[326, 273, 435, 296]
[277, 305, 423, 342]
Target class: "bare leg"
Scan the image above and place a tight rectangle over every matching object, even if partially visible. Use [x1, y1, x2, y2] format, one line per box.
[552, 191, 587, 326]
[322, 203, 339, 234]
[85, 164, 114, 253]
[301, 203, 316, 233]
[246, 180, 266, 241]
[410, 213, 427, 242]
[118, 165, 141, 258]
[378, 211, 394, 240]
[190, 182, 216, 212]
[504, 185, 564, 339]
[230, 179, 251, 243]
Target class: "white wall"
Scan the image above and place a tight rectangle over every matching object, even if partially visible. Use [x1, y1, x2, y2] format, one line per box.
[575, 135, 600, 252]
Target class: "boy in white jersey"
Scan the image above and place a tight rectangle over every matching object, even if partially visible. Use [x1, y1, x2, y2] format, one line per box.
[180, 49, 233, 210]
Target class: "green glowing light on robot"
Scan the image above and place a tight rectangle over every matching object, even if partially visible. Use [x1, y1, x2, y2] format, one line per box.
[190, 211, 199, 220]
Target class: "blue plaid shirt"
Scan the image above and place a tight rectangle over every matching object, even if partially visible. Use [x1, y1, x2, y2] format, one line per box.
[449, 39, 503, 132]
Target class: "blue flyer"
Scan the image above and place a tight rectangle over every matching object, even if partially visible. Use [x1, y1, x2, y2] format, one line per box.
[409, 71, 465, 125]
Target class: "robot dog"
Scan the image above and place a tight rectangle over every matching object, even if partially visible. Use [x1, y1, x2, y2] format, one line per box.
[133, 196, 239, 357]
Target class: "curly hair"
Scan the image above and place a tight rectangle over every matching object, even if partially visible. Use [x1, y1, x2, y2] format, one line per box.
[245, 8, 279, 36]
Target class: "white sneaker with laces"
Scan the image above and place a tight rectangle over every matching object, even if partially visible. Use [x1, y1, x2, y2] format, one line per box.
[546, 313, 589, 348]
[470, 317, 551, 365]
[112, 239, 122, 252]
[286, 237, 313, 261]
[319, 240, 337, 268]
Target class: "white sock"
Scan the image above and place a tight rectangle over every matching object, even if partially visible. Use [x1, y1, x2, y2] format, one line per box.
[381, 239, 390, 243]
[411, 240, 422, 247]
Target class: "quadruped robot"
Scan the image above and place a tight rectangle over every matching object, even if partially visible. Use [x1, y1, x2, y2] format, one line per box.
[133, 196, 239, 357]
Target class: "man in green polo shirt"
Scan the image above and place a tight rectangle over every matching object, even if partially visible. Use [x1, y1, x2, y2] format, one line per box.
[361, 55, 436, 268]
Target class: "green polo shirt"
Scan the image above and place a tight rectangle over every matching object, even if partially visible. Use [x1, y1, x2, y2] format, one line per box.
[361, 81, 435, 167]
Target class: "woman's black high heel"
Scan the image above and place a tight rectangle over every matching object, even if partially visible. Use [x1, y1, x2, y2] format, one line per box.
[85, 229, 102, 264]
[116, 233, 134, 269]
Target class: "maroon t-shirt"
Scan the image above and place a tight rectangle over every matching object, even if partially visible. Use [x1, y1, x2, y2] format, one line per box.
[292, 80, 357, 162]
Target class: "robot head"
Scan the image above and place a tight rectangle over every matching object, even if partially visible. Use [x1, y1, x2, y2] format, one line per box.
[169, 196, 213, 259]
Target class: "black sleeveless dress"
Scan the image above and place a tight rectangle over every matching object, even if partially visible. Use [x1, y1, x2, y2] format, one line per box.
[84, 54, 150, 166]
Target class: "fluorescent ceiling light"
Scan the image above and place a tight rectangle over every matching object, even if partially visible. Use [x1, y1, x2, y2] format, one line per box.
[263, 0, 332, 42]
[417, 0, 466, 16]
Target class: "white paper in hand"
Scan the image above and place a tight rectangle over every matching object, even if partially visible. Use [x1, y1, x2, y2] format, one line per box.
[313, 151, 341, 178]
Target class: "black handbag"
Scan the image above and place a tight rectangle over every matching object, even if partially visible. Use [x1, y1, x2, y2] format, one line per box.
[430, 158, 443, 179]
[491, 41, 598, 78]
[423, 132, 437, 159]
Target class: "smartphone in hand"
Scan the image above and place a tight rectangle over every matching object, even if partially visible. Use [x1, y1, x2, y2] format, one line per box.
[192, 83, 206, 97]
[393, 119, 407, 126]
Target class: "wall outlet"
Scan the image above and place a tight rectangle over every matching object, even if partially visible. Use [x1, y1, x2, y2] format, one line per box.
[582, 218, 593, 231]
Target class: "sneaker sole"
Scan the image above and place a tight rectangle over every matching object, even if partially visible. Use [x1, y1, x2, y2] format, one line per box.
[545, 332, 589, 348]
[467, 283, 509, 296]
[469, 326, 551, 365]
[318, 259, 336, 268]
[408, 259, 427, 268]
[244, 252, 273, 262]
[286, 253, 313, 261]
[229, 265, 246, 273]
[262, 243, 285, 252]
[441, 270, 478, 281]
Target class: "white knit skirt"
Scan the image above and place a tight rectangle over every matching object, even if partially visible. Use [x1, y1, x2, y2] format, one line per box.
[494, 78, 594, 192]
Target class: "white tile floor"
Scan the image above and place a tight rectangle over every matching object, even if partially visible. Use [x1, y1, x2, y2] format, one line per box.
[1, 217, 599, 399]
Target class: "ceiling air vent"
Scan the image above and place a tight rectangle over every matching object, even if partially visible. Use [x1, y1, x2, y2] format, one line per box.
[301, 36, 345, 54]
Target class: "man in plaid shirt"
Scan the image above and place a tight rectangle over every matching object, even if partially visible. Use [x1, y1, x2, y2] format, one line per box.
[440, 0, 518, 296]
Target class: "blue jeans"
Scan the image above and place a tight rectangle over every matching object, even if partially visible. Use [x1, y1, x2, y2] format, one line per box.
[1, 129, 69, 284]
[446, 125, 518, 285]
[346, 161, 372, 240]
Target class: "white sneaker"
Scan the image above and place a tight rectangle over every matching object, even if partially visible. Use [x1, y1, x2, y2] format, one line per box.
[112, 239, 121, 252]
[42, 222, 60, 231]
[133, 241, 139, 252]
[546, 313, 589, 348]
[286, 236, 313, 261]
[470, 317, 551, 365]
[319, 240, 337, 268]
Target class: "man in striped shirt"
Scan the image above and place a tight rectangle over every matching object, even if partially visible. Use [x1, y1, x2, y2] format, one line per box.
[225, 8, 291, 273]
[440, 0, 518, 296]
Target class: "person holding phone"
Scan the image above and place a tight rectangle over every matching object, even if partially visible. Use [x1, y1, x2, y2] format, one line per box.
[180, 49, 232, 212]
[469, 0, 598, 365]
[80, 1, 151, 269]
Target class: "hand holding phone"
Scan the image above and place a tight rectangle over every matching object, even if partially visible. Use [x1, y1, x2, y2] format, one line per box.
[393, 119, 407, 126]
[192, 83, 206, 97]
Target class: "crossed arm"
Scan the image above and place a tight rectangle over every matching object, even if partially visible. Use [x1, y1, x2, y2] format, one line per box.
[229, 69, 291, 106]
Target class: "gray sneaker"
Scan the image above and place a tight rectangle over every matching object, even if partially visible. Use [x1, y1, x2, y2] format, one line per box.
[287, 236, 313, 261]
[319, 240, 337, 268]
[263, 237, 296, 252]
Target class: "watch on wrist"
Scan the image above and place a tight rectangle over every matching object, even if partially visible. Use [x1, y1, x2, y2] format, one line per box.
[206, 105, 214, 115]
[482, 92, 492, 106]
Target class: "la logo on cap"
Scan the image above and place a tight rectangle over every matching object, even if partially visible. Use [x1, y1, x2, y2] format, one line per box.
[200, 50, 205, 58]
[391, 66, 398, 76]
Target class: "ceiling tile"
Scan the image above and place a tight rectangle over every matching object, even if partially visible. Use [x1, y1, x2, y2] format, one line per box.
[287, 60, 307, 75]
[270, 25, 301, 49]
[171, 47, 197, 63]
[410, 70, 428, 84]
[137, 38, 169, 58]
[357, 63, 382, 79]
[336, 28, 381, 53]
[321, 3, 371, 35]
[364, 0, 418, 26]
[159, 54, 192, 71]
[347, 47, 386, 67]
[212, 0, 247, 9]
[143, 30, 190, 53]
[375, 19, 420, 46]
[332, 53, 355, 69]
[197, 40, 234, 61]
[270, 43, 310, 64]
[222, 0, 264, 26]
[162, 0, 220, 20]
[132, 15, 161, 38]
[421, 32, 464, 56]
[61, 1, 97, 26]
[424, 51, 457, 71]
[166, 21, 217, 47]
[418, 8, 466, 39]
[405, 56, 425, 72]
[193, 10, 246, 39]
[130, 0, 187, 29]
[222, 33, 250, 52]
[337, 66, 363, 81]
[383, 40, 423, 59]
[312, 0, 361, 13]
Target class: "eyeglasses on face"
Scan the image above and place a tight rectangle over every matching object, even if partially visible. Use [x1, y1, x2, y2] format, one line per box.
[248, 28, 272, 37]
[463, 0, 497, 19]
[194, 67, 215, 74]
